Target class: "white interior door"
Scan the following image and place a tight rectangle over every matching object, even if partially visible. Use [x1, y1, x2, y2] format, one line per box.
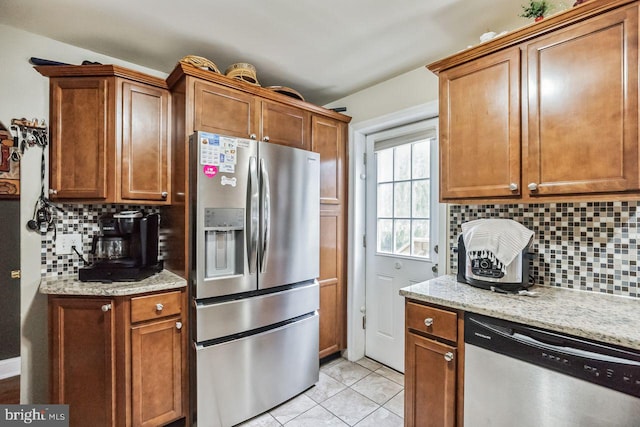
[364, 119, 439, 372]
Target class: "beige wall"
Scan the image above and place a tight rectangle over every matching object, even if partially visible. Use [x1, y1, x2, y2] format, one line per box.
[324, 66, 438, 124]
[0, 24, 165, 403]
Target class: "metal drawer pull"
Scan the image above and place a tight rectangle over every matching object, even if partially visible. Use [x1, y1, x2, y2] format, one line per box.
[444, 352, 454, 362]
[263, 136, 270, 142]
[156, 303, 164, 311]
[161, 191, 168, 199]
[509, 183, 518, 191]
[424, 317, 434, 327]
[176, 321, 183, 330]
[528, 182, 538, 191]
[101, 304, 112, 312]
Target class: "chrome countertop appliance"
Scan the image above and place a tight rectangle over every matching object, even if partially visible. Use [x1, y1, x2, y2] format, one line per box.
[189, 132, 320, 427]
[79, 211, 162, 282]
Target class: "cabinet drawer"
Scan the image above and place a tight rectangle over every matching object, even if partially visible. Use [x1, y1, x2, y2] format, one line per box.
[131, 291, 182, 323]
[406, 302, 457, 342]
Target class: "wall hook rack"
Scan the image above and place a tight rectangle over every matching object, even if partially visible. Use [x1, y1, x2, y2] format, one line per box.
[10, 118, 48, 154]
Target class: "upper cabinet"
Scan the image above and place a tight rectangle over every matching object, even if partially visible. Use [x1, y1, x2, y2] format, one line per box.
[191, 76, 310, 149]
[37, 65, 171, 204]
[439, 48, 521, 199]
[429, 0, 640, 203]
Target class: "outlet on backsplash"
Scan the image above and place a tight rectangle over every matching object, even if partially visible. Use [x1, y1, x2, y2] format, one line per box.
[56, 233, 83, 256]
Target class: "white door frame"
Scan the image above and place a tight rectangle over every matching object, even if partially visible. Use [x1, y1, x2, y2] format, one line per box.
[343, 101, 449, 362]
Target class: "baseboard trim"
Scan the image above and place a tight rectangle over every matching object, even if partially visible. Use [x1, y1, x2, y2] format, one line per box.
[0, 357, 21, 380]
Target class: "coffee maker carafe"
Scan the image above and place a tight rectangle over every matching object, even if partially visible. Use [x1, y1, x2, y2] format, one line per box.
[79, 211, 162, 282]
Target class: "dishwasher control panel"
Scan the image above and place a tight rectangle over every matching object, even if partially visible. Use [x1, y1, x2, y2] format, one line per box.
[465, 312, 640, 398]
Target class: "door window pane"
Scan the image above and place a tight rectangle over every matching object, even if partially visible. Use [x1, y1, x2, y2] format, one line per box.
[394, 182, 411, 218]
[394, 220, 411, 255]
[377, 183, 393, 217]
[412, 140, 430, 179]
[378, 219, 393, 253]
[377, 149, 393, 183]
[394, 144, 411, 181]
[412, 220, 430, 257]
[412, 180, 429, 218]
[375, 138, 433, 259]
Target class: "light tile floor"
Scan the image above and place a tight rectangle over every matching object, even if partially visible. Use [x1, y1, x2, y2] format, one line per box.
[239, 357, 404, 426]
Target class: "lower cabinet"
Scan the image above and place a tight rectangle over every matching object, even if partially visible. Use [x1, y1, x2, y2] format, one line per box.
[49, 289, 186, 427]
[404, 301, 463, 427]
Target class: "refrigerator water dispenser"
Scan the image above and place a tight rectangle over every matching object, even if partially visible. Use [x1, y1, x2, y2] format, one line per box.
[204, 208, 244, 278]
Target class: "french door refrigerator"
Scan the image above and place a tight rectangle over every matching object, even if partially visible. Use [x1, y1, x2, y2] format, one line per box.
[189, 131, 320, 427]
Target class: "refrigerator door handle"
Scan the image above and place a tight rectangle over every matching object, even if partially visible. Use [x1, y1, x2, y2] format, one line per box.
[247, 156, 259, 274]
[259, 158, 271, 273]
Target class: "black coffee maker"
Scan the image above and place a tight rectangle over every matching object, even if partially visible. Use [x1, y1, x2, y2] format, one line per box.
[79, 211, 162, 282]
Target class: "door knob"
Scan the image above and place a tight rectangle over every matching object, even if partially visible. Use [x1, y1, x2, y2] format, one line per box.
[161, 191, 168, 199]
[101, 304, 112, 312]
[263, 136, 270, 142]
[444, 352, 454, 362]
[424, 318, 434, 327]
[156, 303, 164, 311]
[432, 264, 438, 274]
[509, 183, 518, 191]
[49, 189, 58, 195]
[394, 261, 402, 270]
[176, 321, 183, 330]
[528, 182, 538, 191]
[249, 134, 257, 140]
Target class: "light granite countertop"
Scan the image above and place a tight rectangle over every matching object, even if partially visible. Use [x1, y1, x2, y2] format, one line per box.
[400, 275, 640, 351]
[39, 269, 187, 297]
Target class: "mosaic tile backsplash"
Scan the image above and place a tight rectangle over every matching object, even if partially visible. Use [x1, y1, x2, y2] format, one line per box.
[41, 204, 167, 278]
[450, 201, 639, 298]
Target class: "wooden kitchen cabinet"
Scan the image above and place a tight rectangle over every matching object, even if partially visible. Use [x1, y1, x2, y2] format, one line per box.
[37, 65, 171, 204]
[192, 79, 310, 149]
[439, 47, 521, 200]
[404, 301, 464, 427]
[312, 115, 347, 357]
[526, 4, 639, 196]
[49, 289, 187, 427]
[429, 0, 640, 203]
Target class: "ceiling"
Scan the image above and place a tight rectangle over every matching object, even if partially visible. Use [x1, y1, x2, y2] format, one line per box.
[0, 0, 547, 105]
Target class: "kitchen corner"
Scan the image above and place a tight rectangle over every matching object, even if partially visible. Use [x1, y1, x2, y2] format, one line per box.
[39, 269, 186, 297]
[400, 275, 640, 351]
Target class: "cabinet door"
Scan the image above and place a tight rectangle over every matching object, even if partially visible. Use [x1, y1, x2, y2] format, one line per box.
[261, 100, 310, 149]
[131, 317, 183, 427]
[439, 48, 521, 199]
[405, 332, 456, 427]
[194, 80, 257, 138]
[318, 209, 344, 358]
[121, 81, 171, 202]
[526, 4, 639, 196]
[49, 78, 110, 199]
[49, 297, 116, 427]
[311, 115, 345, 204]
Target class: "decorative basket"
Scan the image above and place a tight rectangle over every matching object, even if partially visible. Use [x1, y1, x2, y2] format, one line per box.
[179, 55, 221, 73]
[265, 86, 305, 102]
[225, 62, 259, 85]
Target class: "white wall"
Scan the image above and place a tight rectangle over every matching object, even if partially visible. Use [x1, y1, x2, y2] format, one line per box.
[324, 66, 438, 124]
[0, 24, 166, 403]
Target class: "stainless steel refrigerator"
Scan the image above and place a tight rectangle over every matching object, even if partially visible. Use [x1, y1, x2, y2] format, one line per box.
[189, 131, 320, 427]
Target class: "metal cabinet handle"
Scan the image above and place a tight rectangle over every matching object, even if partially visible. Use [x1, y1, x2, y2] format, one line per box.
[444, 352, 454, 362]
[249, 134, 257, 140]
[161, 191, 168, 199]
[49, 189, 58, 195]
[101, 304, 112, 312]
[156, 303, 164, 311]
[424, 318, 434, 327]
[176, 321, 183, 330]
[528, 182, 538, 191]
[509, 183, 518, 191]
[263, 136, 270, 142]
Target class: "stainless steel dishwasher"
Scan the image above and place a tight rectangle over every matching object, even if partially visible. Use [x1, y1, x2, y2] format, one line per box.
[464, 312, 640, 427]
